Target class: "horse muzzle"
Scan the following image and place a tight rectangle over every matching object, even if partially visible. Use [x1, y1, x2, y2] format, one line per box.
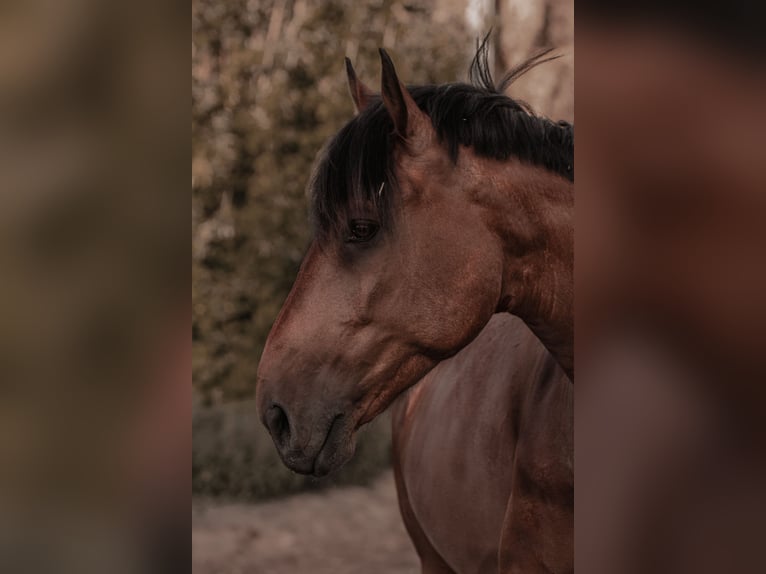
[260, 401, 357, 477]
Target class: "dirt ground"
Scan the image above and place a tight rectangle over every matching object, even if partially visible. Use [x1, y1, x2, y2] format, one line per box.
[192, 471, 419, 574]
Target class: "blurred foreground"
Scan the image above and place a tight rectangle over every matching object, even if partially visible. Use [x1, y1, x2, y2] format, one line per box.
[0, 0, 187, 573]
[576, 14, 766, 574]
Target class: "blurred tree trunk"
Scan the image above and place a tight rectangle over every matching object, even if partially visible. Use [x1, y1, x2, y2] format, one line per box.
[495, 0, 573, 121]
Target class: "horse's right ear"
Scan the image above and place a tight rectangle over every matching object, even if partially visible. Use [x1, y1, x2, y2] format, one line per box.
[345, 57, 372, 114]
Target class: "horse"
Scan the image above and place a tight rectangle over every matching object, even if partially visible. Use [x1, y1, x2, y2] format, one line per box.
[256, 38, 573, 573]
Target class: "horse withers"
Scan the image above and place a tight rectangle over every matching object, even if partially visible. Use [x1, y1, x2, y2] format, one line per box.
[256, 40, 573, 573]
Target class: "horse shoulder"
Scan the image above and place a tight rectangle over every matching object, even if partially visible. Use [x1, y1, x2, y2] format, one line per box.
[498, 356, 573, 573]
[393, 315, 562, 573]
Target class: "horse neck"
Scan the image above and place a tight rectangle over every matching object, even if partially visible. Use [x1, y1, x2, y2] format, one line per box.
[471, 157, 574, 379]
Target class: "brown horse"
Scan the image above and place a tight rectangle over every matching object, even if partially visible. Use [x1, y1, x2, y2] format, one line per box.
[256, 40, 573, 572]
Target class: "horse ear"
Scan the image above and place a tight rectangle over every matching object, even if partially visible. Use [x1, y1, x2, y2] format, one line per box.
[379, 48, 429, 143]
[345, 57, 373, 114]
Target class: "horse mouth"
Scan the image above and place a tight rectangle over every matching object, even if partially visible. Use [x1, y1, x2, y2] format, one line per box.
[310, 413, 355, 478]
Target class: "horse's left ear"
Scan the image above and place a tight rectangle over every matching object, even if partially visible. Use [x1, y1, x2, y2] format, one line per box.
[379, 48, 430, 147]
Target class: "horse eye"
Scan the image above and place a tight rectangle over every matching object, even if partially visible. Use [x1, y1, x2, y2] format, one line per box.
[346, 219, 379, 243]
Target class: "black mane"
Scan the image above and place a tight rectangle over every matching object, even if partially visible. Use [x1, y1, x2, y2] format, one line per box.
[311, 37, 573, 238]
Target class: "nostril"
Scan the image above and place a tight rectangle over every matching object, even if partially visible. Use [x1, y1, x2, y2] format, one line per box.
[265, 404, 290, 446]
